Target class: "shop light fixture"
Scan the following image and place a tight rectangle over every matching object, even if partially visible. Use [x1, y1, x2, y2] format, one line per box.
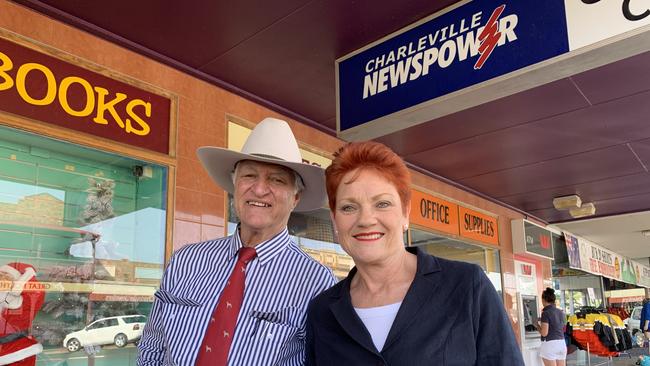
[642, 230, 650, 237]
[553, 195, 582, 210]
[569, 202, 596, 218]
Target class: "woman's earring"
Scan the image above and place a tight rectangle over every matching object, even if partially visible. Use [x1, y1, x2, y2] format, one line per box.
[403, 224, 409, 232]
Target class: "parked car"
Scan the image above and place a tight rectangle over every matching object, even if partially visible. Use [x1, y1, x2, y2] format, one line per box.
[63, 315, 147, 352]
[625, 306, 642, 335]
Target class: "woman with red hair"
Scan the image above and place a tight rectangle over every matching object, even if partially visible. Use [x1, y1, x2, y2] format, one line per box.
[306, 141, 523, 365]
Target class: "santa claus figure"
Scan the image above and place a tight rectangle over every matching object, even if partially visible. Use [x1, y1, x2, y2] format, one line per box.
[0, 263, 44, 366]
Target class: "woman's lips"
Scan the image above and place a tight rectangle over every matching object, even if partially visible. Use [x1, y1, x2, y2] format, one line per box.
[352, 232, 384, 241]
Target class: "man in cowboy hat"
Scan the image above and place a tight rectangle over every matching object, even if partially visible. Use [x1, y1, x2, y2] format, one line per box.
[138, 118, 336, 366]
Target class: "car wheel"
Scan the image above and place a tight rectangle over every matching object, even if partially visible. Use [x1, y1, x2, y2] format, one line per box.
[66, 338, 81, 352]
[114, 333, 128, 348]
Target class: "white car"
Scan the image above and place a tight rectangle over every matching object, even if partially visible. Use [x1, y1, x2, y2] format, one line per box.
[626, 306, 642, 334]
[63, 315, 147, 352]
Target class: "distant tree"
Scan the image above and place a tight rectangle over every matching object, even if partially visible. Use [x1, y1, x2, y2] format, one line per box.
[42, 178, 116, 342]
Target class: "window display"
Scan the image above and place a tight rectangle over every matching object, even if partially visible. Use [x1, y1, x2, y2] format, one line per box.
[409, 228, 503, 295]
[0, 125, 167, 365]
[554, 275, 604, 315]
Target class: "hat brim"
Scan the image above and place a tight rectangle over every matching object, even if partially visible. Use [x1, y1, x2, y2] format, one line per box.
[197, 146, 326, 212]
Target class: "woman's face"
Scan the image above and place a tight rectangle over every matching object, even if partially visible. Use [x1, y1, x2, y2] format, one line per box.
[332, 168, 410, 266]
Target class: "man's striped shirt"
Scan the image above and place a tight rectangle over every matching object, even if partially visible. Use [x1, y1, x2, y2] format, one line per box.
[137, 228, 336, 365]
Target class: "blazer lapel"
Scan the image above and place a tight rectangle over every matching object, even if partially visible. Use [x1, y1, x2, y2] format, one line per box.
[382, 247, 441, 351]
[329, 269, 380, 355]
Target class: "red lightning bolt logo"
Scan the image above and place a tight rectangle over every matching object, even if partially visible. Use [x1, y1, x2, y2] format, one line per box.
[474, 4, 506, 70]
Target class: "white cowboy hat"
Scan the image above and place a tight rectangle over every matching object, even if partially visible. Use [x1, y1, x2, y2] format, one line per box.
[197, 117, 326, 212]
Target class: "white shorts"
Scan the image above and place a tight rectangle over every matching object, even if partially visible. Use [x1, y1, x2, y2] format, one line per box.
[540, 339, 567, 360]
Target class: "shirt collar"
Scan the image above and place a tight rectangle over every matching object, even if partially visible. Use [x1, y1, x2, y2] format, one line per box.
[330, 246, 440, 299]
[228, 225, 292, 265]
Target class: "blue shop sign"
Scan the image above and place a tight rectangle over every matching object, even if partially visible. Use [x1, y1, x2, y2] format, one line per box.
[336, 0, 569, 136]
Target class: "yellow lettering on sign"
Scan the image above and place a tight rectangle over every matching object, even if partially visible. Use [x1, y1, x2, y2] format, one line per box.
[0, 52, 14, 91]
[93, 87, 127, 128]
[16, 62, 56, 106]
[0, 47, 161, 144]
[59, 76, 95, 117]
[125, 99, 151, 136]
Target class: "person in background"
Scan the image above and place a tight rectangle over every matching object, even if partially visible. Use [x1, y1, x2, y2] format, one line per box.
[538, 287, 566, 366]
[138, 117, 336, 365]
[641, 298, 650, 351]
[306, 141, 524, 365]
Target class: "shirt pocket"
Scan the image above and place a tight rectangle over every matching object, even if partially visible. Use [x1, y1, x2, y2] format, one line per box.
[254, 319, 299, 342]
[251, 319, 300, 364]
[250, 306, 301, 327]
[249, 307, 302, 354]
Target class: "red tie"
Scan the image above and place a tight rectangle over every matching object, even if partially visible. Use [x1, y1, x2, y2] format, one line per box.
[196, 247, 257, 366]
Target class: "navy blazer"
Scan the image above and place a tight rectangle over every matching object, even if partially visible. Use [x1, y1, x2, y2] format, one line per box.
[306, 247, 525, 365]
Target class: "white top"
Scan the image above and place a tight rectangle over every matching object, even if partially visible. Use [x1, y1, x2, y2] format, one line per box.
[353, 302, 402, 351]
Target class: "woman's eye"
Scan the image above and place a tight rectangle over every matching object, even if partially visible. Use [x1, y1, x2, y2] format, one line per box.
[377, 201, 391, 208]
[340, 205, 355, 212]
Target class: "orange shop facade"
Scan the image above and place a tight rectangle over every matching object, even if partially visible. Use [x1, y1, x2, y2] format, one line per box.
[0, 2, 551, 364]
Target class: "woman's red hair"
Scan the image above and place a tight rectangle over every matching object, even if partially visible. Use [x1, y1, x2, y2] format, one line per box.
[325, 141, 411, 214]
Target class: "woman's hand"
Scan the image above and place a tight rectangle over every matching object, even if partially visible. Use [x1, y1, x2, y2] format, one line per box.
[539, 321, 549, 337]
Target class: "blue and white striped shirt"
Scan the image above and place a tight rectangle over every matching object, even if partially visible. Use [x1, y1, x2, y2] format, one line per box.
[137, 228, 336, 366]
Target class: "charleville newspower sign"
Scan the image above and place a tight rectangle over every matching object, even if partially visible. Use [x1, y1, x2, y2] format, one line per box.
[0, 36, 171, 154]
[336, 0, 650, 140]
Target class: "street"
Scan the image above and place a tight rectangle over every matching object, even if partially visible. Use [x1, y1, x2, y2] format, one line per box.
[37, 344, 138, 366]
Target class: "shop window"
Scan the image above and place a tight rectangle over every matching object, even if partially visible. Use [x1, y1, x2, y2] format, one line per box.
[409, 228, 503, 296]
[555, 275, 604, 315]
[0, 125, 167, 364]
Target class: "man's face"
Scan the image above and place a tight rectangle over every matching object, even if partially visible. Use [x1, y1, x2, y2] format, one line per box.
[233, 160, 300, 242]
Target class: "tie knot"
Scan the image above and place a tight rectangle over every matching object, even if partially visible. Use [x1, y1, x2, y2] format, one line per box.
[238, 247, 257, 264]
